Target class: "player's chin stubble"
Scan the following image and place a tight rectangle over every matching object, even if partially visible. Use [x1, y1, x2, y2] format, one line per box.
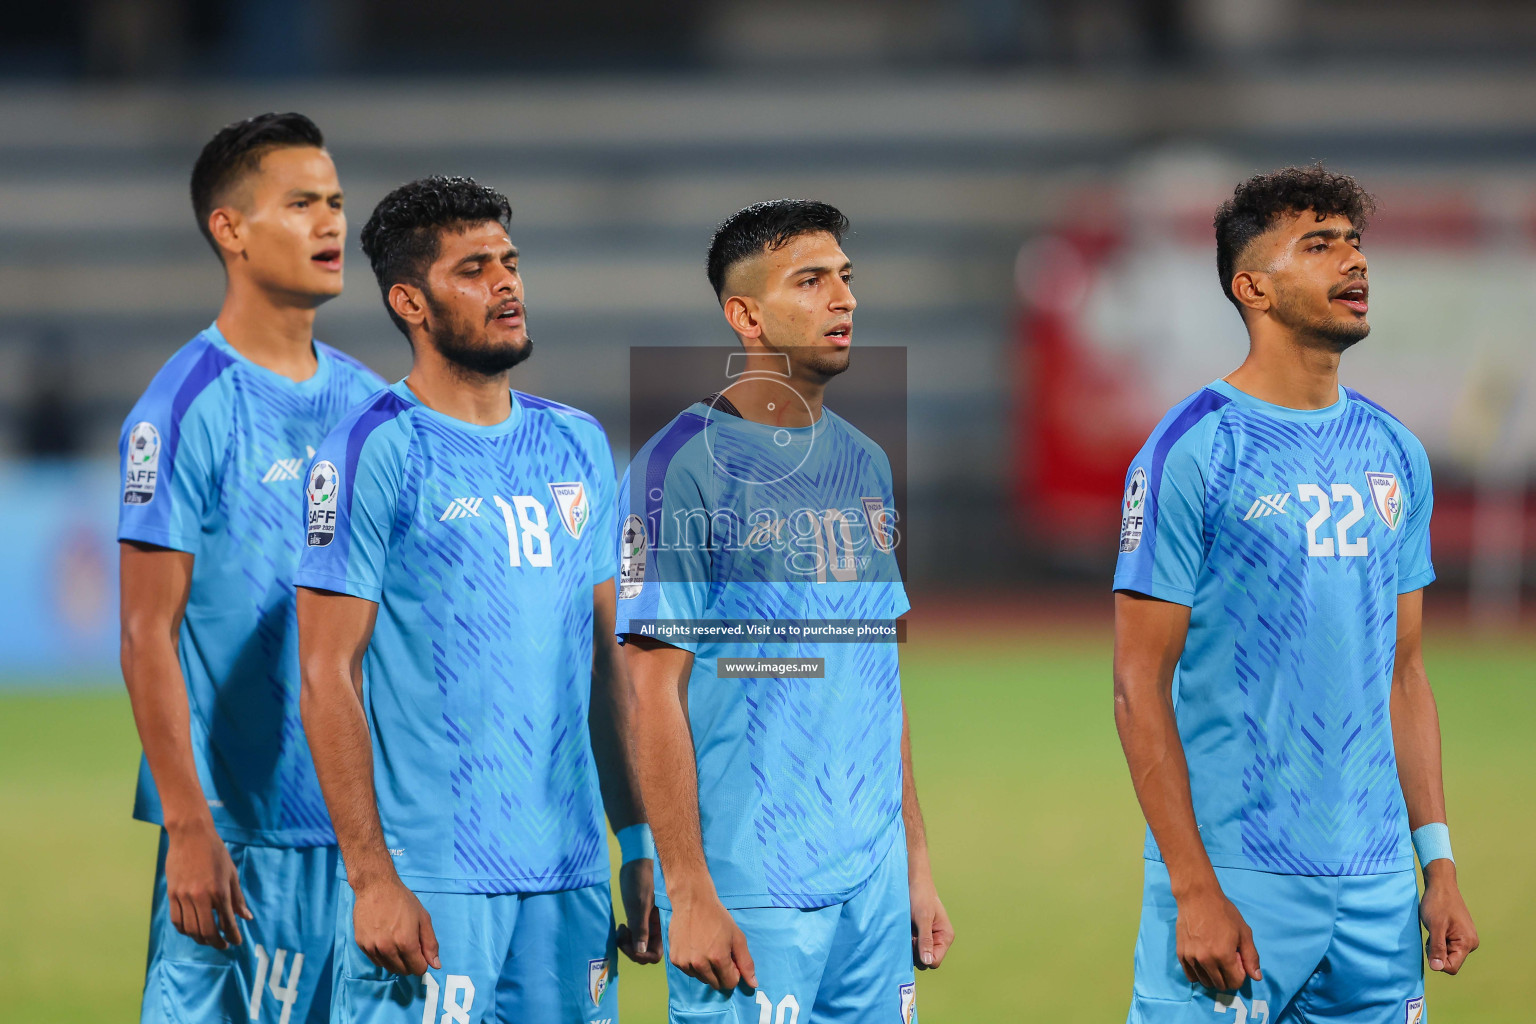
[797, 346, 851, 379]
[1274, 291, 1370, 352]
[427, 301, 534, 378]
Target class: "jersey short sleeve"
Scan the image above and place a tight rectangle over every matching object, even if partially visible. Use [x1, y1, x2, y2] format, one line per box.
[294, 396, 410, 603]
[1113, 391, 1228, 606]
[1394, 433, 1435, 593]
[117, 343, 234, 554]
[614, 421, 714, 651]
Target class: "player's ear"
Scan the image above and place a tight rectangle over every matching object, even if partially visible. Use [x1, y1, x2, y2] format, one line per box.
[388, 282, 428, 330]
[1230, 269, 1271, 316]
[208, 207, 245, 262]
[723, 294, 762, 341]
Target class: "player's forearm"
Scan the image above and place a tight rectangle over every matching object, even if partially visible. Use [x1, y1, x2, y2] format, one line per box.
[590, 631, 644, 833]
[297, 588, 396, 889]
[1114, 678, 1217, 895]
[300, 668, 397, 888]
[1390, 655, 1448, 830]
[899, 703, 932, 871]
[1113, 593, 1214, 894]
[635, 703, 712, 900]
[1389, 591, 1449, 830]
[119, 543, 211, 833]
[122, 626, 216, 832]
[627, 643, 714, 902]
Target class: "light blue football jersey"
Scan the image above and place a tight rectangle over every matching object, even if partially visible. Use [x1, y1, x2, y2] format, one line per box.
[294, 381, 618, 894]
[117, 323, 384, 847]
[614, 400, 910, 909]
[1113, 379, 1435, 876]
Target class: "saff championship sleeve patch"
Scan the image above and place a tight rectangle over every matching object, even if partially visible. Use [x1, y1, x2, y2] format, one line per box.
[618, 513, 646, 599]
[1120, 466, 1147, 553]
[123, 421, 162, 505]
[306, 460, 340, 546]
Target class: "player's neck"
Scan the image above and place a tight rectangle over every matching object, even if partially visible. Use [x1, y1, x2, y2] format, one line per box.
[725, 373, 826, 428]
[404, 350, 513, 427]
[215, 280, 320, 383]
[1225, 329, 1342, 411]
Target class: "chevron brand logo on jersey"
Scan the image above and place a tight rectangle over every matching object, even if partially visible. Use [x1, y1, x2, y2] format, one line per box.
[899, 981, 917, 1023]
[1242, 492, 1291, 520]
[262, 458, 305, 483]
[439, 497, 484, 521]
[587, 956, 611, 1007]
[549, 481, 590, 539]
[1366, 471, 1404, 530]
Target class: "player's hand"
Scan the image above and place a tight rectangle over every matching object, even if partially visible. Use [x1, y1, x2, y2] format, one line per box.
[909, 869, 954, 969]
[1174, 884, 1261, 992]
[1420, 860, 1478, 975]
[616, 858, 662, 964]
[164, 818, 252, 950]
[352, 876, 441, 976]
[667, 890, 757, 992]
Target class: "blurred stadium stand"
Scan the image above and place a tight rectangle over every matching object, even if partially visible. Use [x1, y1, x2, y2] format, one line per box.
[1, 1, 1533, 674]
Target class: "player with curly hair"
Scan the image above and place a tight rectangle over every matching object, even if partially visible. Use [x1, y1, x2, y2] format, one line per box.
[1112, 165, 1478, 1023]
[295, 176, 656, 1023]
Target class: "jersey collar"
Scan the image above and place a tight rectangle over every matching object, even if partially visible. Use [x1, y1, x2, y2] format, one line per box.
[1206, 379, 1349, 423]
[203, 322, 333, 395]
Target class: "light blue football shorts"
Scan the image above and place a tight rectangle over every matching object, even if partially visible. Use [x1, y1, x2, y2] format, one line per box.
[1128, 859, 1425, 1024]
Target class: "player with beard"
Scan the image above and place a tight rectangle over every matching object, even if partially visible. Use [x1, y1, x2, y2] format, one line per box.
[616, 200, 953, 1023]
[295, 176, 656, 1024]
[119, 112, 383, 1024]
[1113, 166, 1478, 1024]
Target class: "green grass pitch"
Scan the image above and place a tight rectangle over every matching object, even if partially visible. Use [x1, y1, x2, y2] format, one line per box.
[0, 629, 1530, 1021]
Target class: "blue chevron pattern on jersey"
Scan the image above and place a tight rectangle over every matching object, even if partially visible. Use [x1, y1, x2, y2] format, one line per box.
[118, 323, 385, 847]
[295, 381, 619, 893]
[1114, 379, 1435, 875]
[615, 401, 910, 909]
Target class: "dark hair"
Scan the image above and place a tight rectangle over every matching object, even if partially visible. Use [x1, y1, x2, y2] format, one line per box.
[706, 199, 850, 300]
[359, 175, 513, 337]
[190, 112, 325, 259]
[1214, 164, 1376, 308]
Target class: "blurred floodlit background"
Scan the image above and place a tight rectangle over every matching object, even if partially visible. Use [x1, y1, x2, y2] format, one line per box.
[1, 3, 1534, 1021]
[4, 1, 1535, 677]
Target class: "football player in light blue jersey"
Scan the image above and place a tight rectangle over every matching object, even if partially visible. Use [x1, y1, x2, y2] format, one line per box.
[618, 200, 952, 1023]
[1113, 166, 1479, 1024]
[119, 113, 384, 1024]
[295, 176, 655, 1024]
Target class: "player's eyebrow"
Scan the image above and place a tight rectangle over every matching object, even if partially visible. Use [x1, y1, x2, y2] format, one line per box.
[453, 245, 518, 271]
[1297, 227, 1360, 244]
[791, 259, 853, 277]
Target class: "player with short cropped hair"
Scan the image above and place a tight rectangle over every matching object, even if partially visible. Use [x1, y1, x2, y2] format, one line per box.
[119, 112, 383, 1024]
[1113, 165, 1478, 1024]
[618, 199, 952, 1023]
[295, 175, 655, 1024]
